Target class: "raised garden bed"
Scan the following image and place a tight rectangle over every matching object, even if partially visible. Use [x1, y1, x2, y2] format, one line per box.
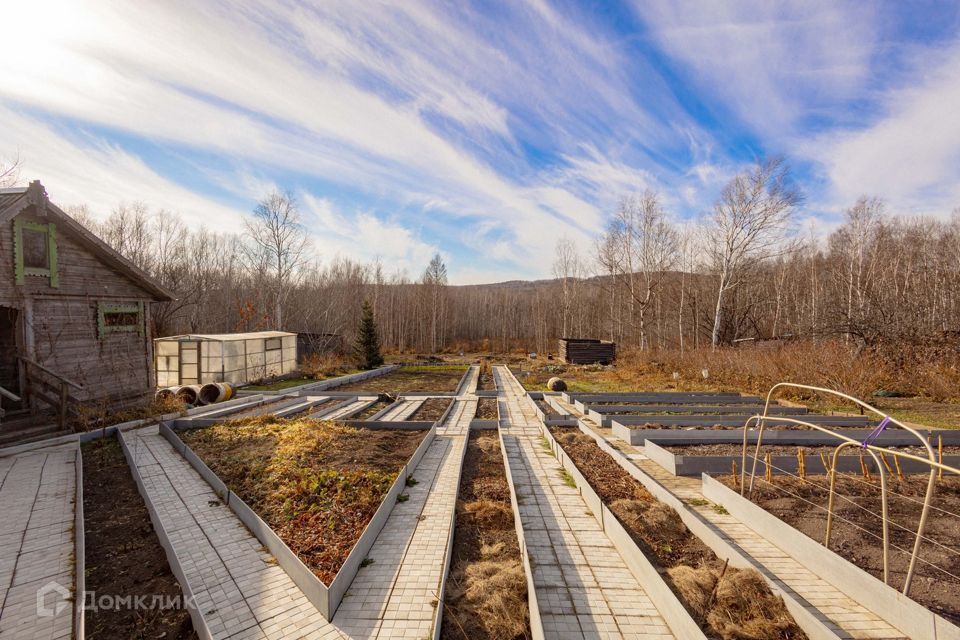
[722, 473, 960, 624]
[179, 416, 426, 584]
[549, 426, 806, 640]
[334, 366, 468, 393]
[534, 399, 559, 418]
[83, 438, 196, 639]
[441, 431, 529, 640]
[352, 400, 391, 420]
[410, 397, 453, 422]
[475, 398, 498, 420]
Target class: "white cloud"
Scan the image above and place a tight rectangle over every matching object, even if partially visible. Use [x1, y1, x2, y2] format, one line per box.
[804, 43, 960, 214]
[636, 1, 877, 138]
[0, 106, 243, 228]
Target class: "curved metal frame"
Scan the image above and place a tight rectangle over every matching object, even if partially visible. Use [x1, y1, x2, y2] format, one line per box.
[738, 382, 958, 596]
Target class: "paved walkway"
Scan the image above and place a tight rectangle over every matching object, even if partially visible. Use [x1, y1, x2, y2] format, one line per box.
[0, 446, 77, 640]
[379, 399, 424, 421]
[333, 399, 474, 638]
[554, 398, 903, 640]
[494, 367, 675, 639]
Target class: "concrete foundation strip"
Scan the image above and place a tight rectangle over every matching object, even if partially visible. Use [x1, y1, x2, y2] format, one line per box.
[701, 474, 960, 640]
[158, 419, 436, 621]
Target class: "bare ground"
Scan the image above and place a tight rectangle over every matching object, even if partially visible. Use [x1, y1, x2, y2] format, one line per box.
[334, 367, 467, 393]
[722, 473, 960, 623]
[475, 398, 498, 420]
[83, 438, 197, 639]
[410, 397, 453, 421]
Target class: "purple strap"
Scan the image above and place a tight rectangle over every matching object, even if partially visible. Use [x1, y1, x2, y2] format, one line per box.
[862, 416, 892, 448]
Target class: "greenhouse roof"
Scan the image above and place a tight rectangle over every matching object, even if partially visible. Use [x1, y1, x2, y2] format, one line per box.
[155, 331, 296, 342]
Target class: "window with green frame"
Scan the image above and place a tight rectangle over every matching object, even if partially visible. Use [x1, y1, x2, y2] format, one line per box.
[13, 219, 58, 287]
[98, 302, 144, 338]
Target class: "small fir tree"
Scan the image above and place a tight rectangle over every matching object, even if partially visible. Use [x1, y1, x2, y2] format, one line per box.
[355, 301, 384, 369]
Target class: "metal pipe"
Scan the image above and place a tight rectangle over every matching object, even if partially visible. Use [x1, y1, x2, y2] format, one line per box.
[739, 382, 950, 596]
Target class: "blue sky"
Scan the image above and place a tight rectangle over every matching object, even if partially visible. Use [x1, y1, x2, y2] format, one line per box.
[2, 1, 959, 283]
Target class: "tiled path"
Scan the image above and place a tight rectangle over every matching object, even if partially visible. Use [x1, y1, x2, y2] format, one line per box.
[333, 399, 474, 638]
[494, 367, 675, 639]
[0, 446, 77, 640]
[554, 398, 903, 640]
[379, 399, 424, 421]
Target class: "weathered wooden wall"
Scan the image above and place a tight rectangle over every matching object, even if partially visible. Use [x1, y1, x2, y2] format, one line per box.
[2, 204, 157, 405]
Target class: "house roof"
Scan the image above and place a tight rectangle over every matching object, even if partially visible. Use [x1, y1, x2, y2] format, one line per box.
[0, 187, 27, 212]
[0, 180, 174, 301]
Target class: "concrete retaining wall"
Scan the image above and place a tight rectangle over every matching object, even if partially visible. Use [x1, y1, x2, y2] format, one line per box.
[234, 365, 399, 397]
[159, 420, 437, 621]
[701, 474, 960, 640]
[608, 414, 871, 429]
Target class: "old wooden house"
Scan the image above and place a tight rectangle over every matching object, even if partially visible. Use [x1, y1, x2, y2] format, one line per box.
[0, 180, 173, 441]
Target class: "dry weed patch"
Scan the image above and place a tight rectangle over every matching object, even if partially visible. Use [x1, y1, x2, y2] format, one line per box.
[180, 415, 425, 584]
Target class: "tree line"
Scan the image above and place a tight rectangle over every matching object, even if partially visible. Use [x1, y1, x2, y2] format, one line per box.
[58, 158, 960, 355]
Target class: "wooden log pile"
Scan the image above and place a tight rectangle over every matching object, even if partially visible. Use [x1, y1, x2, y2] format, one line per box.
[559, 338, 616, 365]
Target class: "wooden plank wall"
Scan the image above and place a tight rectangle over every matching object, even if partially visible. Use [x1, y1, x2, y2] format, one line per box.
[2, 205, 157, 405]
[559, 338, 617, 365]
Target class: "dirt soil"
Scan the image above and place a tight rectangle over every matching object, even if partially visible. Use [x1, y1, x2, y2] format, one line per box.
[181, 416, 425, 584]
[550, 426, 806, 640]
[83, 438, 197, 639]
[301, 398, 337, 417]
[221, 397, 292, 419]
[441, 431, 530, 640]
[352, 400, 391, 420]
[410, 397, 453, 421]
[475, 398, 498, 420]
[335, 367, 467, 393]
[724, 473, 960, 623]
[535, 399, 559, 417]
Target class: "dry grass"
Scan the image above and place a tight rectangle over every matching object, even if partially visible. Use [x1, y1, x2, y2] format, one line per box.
[180, 415, 424, 584]
[443, 431, 530, 640]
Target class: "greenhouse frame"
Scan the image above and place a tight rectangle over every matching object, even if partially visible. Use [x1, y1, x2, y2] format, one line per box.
[154, 331, 297, 387]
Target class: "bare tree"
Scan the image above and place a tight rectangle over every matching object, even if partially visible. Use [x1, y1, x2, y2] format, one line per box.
[0, 152, 22, 188]
[422, 253, 448, 353]
[244, 190, 310, 329]
[552, 237, 582, 338]
[707, 158, 801, 347]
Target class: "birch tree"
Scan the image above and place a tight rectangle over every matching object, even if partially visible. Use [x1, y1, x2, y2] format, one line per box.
[707, 158, 801, 347]
[244, 190, 310, 330]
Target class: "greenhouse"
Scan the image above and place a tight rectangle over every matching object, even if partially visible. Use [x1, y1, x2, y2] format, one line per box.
[155, 331, 297, 387]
